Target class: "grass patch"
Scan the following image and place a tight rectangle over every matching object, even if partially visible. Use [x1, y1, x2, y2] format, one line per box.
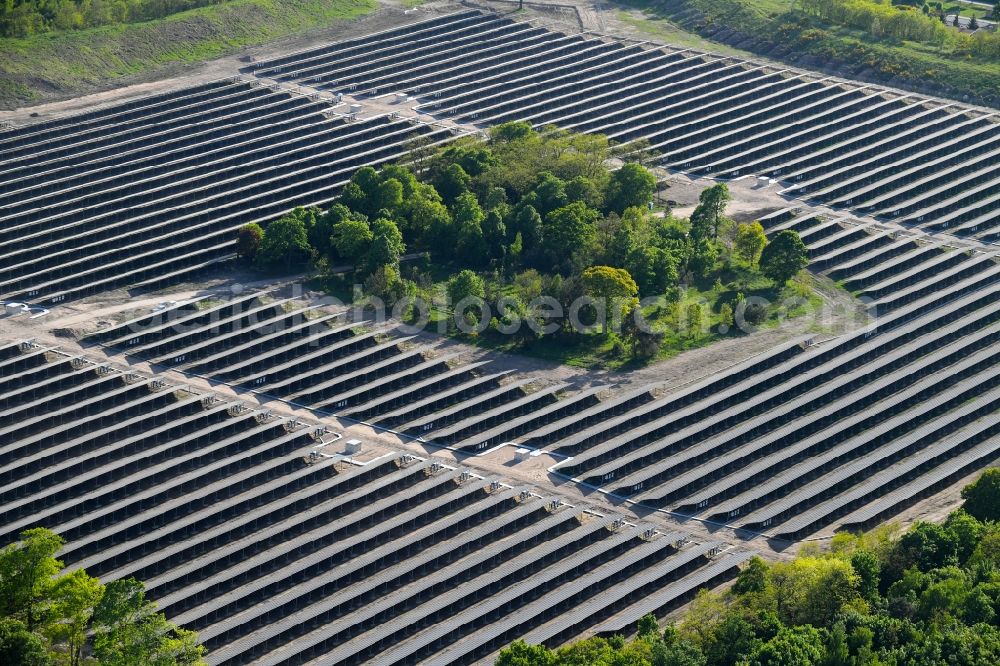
[0, 0, 375, 107]
[429, 270, 824, 371]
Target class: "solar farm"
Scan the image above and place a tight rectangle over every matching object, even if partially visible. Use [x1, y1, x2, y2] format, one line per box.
[2, 6, 999, 665]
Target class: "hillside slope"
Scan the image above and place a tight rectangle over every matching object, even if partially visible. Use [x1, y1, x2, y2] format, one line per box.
[0, 0, 376, 108]
[624, 0, 1000, 108]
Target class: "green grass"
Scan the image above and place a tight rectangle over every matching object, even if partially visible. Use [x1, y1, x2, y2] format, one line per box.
[436, 270, 825, 371]
[613, 0, 1000, 107]
[0, 0, 375, 107]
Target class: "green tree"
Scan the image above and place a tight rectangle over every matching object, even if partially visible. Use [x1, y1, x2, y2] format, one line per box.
[688, 238, 718, 279]
[527, 172, 569, 217]
[404, 189, 452, 248]
[490, 121, 535, 144]
[637, 613, 659, 638]
[255, 210, 313, 272]
[374, 178, 404, 214]
[735, 222, 768, 267]
[92, 578, 205, 666]
[555, 636, 615, 665]
[447, 269, 487, 329]
[496, 639, 556, 666]
[452, 192, 488, 267]
[850, 550, 881, 604]
[581, 265, 639, 334]
[733, 556, 770, 596]
[340, 166, 382, 218]
[944, 510, 985, 563]
[702, 613, 757, 666]
[511, 204, 544, 254]
[719, 303, 734, 332]
[46, 568, 103, 666]
[691, 184, 730, 241]
[744, 626, 825, 666]
[605, 163, 656, 214]
[0, 527, 64, 630]
[759, 231, 808, 286]
[0, 618, 50, 666]
[365, 218, 405, 273]
[330, 218, 373, 264]
[541, 202, 598, 274]
[433, 163, 472, 204]
[960, 467, 1000, 522]
[565, 175, 604, 210]
[235, 223, 264, 265]
[822, 623, 850, 666]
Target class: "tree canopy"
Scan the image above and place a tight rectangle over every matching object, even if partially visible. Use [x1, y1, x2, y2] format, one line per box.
[239, 122, 817, 367]
[759, 230, 809, 286]
[0, 527, 205, 666]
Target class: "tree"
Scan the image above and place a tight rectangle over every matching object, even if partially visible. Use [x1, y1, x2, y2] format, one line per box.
[340, 166, 382, 218]
[581, 266, 639, 334]
[823, 623, 850, 666]
[960, 467, 1000, 522]
[565, 175, 604, 210]
[622, 308, 664, 359]
[374, 178, 404, 214]
[759, 230, 808, 286]
[447, 270, 487, 329]
[626, 246, 677, 298]
[490, 121, 535, 144]
[452, 192, 488, 267]
[719, 303, 734, 332]
[330, 218, 373, 264]
[528, 172, 569, 217]
[691, 184, 730, 240]
[404, 189, 452, 248]
[541, 202, 598, 274]
[605, 163, 657, 214]
[702, 614, 756, 666]
[850, 550, 881, 604]
[46, 568, 103, 666]
[637, 613, 659, 638]
[735, 221, 768, 266]
[688, 238, 718, 279]
[433, 163, 472, 204]
[496, 639, 556, 666]
[0, 618, 50, 666]
[685, 302, 705, 338]
[743, 626, 825, 666]
[734, 556, 770, 596]
[92, 578, 205, 666]
[235, 223, 263, 265]
[255, 211, 313, 272]
[511, 204, 544, 255]
[364, 218, 405, 273]
[0, 527, 64, 631]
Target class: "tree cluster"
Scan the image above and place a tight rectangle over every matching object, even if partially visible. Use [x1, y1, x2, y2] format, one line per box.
[798, 0, 950, 43]
[238, 123, 809, 363]
[0, 528, 205, 665]
[494, 467, 1000, 666]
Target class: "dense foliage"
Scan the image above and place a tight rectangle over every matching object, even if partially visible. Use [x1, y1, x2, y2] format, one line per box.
[244, 123, 810, 366]
[494, 468, 1000, 666]
[0, 527, 205, 665]
[0, 0, 230, 37]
